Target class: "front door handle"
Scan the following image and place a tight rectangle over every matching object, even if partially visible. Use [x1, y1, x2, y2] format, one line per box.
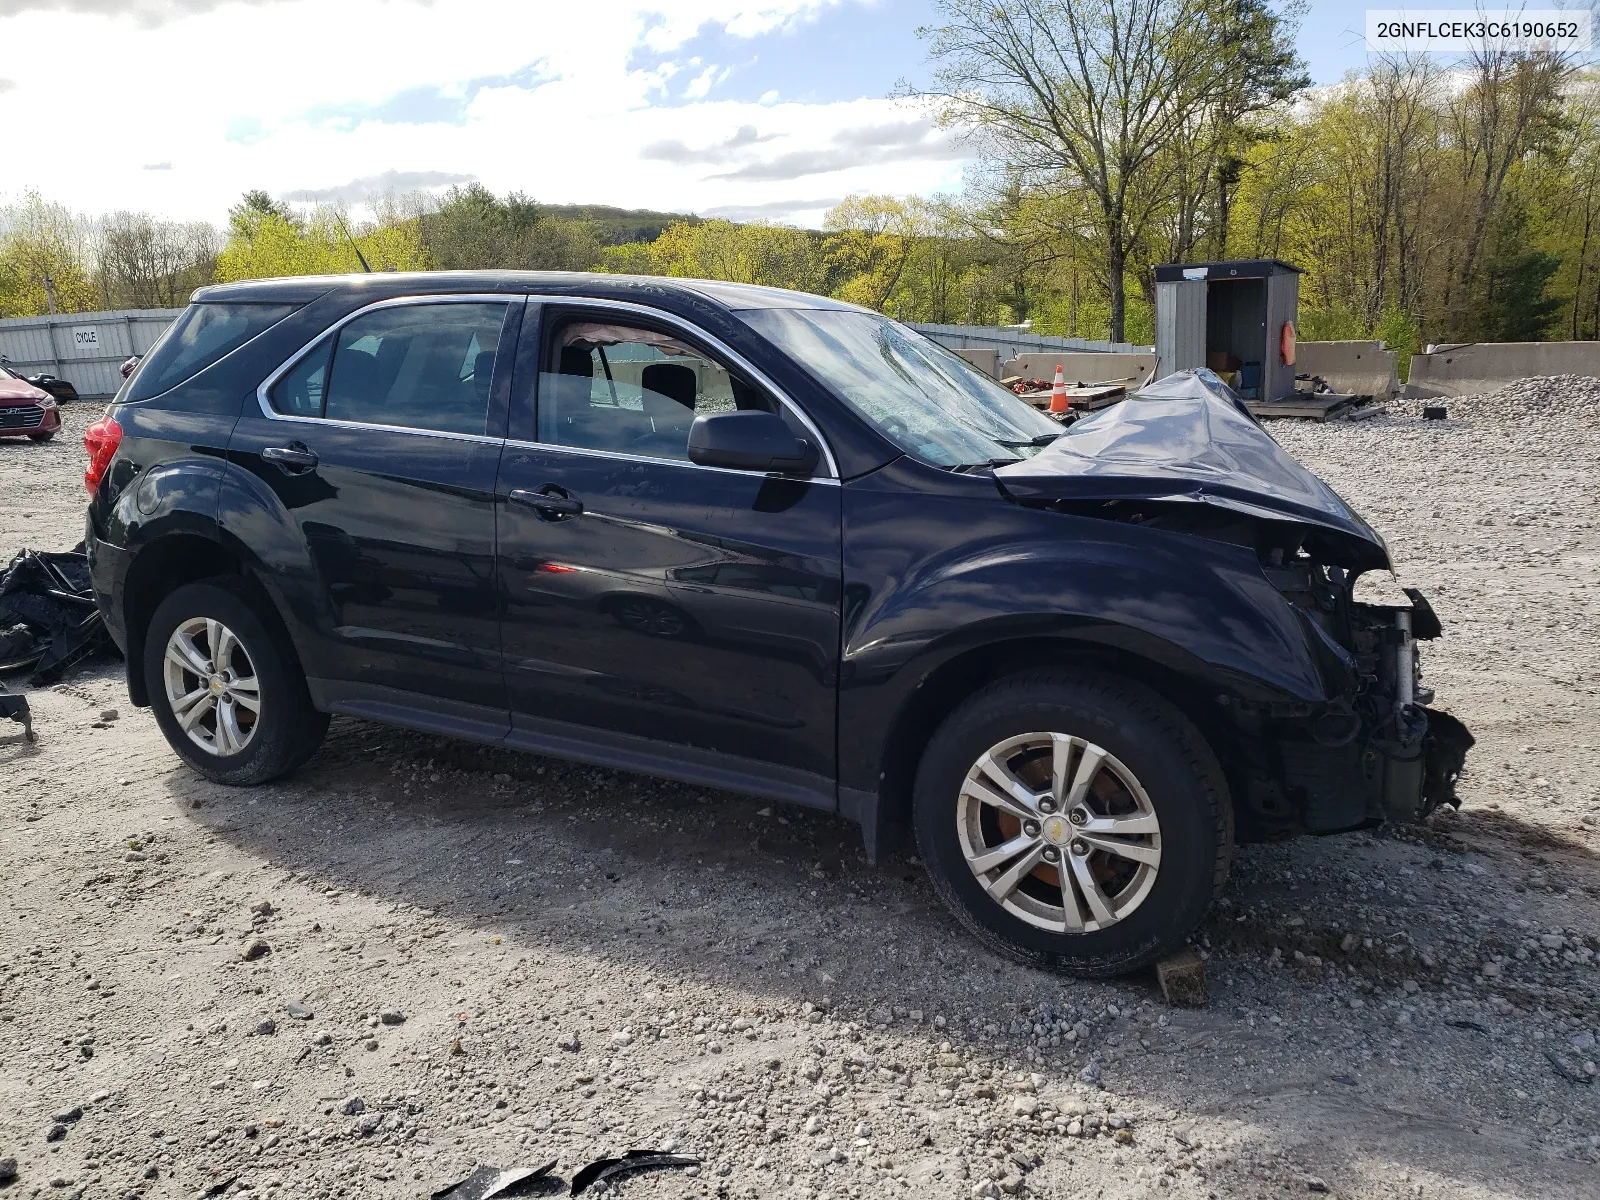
[509, 485, 583, 520]
[262, 443, 319, 475]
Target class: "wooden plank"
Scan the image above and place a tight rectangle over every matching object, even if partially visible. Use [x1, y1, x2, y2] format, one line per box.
[1247, 394, 1352, 421]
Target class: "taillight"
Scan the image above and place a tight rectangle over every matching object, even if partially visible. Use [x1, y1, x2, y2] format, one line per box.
[84, 415, 123, 495]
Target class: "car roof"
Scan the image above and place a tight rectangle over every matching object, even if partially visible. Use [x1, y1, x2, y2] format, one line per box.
[194, 271, 870, 315]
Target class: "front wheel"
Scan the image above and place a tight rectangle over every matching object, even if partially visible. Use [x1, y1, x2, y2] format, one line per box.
[27, 431, 55, 442]
[913, 669, 1232, 977]
[144, 579, 328, 785]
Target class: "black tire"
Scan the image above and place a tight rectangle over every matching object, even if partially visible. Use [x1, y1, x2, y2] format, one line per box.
[913, 668, 1232, 977]
[143, 578, 328, 785]
[27, 431, 55, 442]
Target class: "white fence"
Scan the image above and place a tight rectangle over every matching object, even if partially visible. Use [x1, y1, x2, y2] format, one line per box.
[0, 309, 184, 400]
[0, 308, 1145, 402]
[908, 322, 1153, 357]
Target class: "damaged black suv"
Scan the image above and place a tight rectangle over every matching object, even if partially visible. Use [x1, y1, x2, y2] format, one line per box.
[84, 273, 1472, 976]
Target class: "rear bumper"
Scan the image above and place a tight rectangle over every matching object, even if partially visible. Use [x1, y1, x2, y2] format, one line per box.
[84, 514, 131, 654]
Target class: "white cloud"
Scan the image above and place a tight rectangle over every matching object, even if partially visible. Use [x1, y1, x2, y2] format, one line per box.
[0, 0, 963, 227]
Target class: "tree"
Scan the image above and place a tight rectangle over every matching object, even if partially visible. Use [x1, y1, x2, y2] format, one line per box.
[0, 191, 96, 317]
[605, 218, 827, 292]
[824, 196, 923, 310]
[96, 212, 218, 308]
[1466, 203, 1563, 341]
[420, 184, 601, 272]
[918, 0, 1305, 340]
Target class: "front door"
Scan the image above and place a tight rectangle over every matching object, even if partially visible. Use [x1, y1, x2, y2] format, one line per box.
[226, 297, 518, 716]
[494, 304, 842, 798]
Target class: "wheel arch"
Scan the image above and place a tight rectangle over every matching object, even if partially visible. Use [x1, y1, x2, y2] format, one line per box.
[867, 634, 1243, 857]
[121, 531, 297, 707]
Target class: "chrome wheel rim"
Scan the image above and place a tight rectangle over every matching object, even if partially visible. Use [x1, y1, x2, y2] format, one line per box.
[957, 732, 1161, 933]
[163, 617, 260, 757]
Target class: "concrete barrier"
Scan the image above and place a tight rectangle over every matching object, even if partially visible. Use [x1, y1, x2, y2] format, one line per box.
[1294, 341, 1399, 399]
[951, 347, 1002, 377]
[1405, 341, 1600, 398]
[1003, 352, 1159, 387]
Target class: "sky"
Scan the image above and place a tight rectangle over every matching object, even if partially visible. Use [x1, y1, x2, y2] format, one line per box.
[0, 0, 1385, 230]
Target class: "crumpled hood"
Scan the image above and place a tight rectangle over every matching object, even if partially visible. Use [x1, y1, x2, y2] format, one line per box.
[994, 369, 1389, 570]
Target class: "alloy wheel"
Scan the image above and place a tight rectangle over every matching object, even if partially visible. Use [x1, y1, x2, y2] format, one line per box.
[956, 732, 1162, 933]
[162, 617, 261, 756]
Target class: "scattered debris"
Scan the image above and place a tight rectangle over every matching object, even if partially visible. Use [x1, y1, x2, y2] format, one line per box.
[431, 1161, 558, 1200]
[1423, 405, 1448, 420]
[1156, 948, 1207, 1006]
[0, 682, 31, 743]
[569, 1150, 702, 1195]
[0, 545, 114, 686]
[1546, 1049, 1594, 1085]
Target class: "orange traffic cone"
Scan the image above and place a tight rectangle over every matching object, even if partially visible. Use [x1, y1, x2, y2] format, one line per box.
[1049, 364, 1069, 413]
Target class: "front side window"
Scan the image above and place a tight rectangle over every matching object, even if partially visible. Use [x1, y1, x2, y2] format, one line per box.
[536, 317, 777, 461]
[269, 301, 508, 436]
[741, 308, 1061, 468]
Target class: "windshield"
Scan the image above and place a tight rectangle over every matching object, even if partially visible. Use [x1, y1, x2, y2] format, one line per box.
[741, 308, 1061, 466]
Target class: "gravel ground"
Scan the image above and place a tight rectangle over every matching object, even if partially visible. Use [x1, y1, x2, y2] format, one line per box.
[1, 388, 1597, 1200]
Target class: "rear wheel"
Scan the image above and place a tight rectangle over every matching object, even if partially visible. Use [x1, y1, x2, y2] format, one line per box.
[144, 579, 327, 784]
[913, 669, 1232, 976]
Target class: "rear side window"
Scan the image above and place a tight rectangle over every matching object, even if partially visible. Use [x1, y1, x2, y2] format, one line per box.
[130, 302, 299, 400]
[270, 302, 508, 437]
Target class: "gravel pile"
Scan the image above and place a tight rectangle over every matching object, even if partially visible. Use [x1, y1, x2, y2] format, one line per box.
[1, 389, 1597, 1200]
[1384, 373, 1600, 420]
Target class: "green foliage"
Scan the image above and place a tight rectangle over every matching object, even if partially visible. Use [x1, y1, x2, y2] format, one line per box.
[1466, 205, 1564, 341]
[1296, 309, 1368, 342]
[0, 191, 97, 316]
[419, 184, 601, 272]
[1374, 307, 1420, 379]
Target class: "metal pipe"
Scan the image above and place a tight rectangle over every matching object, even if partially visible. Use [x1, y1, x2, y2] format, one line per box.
[1395, 610, 1414, 709]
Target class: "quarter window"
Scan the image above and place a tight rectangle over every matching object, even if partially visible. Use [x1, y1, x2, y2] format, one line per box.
[269, 302, 508, 436]
[537, 317, 778, 460]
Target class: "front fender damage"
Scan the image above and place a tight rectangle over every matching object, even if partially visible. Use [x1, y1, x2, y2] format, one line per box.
[992, 371, 1474, 836]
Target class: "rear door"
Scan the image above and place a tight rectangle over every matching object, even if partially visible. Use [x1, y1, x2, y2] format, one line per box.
[226, 296, 520, 724]
[493, 301, 842, 802]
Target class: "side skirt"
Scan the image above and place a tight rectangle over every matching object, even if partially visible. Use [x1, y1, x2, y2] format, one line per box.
[306, 678, 838, 815]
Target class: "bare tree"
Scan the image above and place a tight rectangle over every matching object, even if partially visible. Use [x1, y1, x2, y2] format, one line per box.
[95, 212, 219, 308]
[917, 0, 1304, 340]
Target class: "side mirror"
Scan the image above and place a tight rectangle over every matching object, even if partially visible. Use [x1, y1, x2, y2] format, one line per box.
[687, 410, 818, 474]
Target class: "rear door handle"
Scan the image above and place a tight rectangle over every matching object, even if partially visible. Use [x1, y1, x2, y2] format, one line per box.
[509, 485, 583, 519]
[262, 443, 319, 474]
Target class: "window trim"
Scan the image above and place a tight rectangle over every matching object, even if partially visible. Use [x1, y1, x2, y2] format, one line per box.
[524, 298, 838, 479]
[254, 294, 520, 444]
[256, 292, 840, 479]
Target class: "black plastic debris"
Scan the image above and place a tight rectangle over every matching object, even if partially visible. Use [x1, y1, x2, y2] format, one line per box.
[1546, 1048, 1594, 1085]
[569, 1151, 701, 1195]
[0, 545, 115, 686]
[0, 682, 31, 742]
[1423, 405, 1448, 420]
[431, 1161, 558, 1200]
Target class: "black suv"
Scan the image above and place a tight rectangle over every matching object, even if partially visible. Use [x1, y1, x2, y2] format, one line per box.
[85, 272, 1472, 975]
